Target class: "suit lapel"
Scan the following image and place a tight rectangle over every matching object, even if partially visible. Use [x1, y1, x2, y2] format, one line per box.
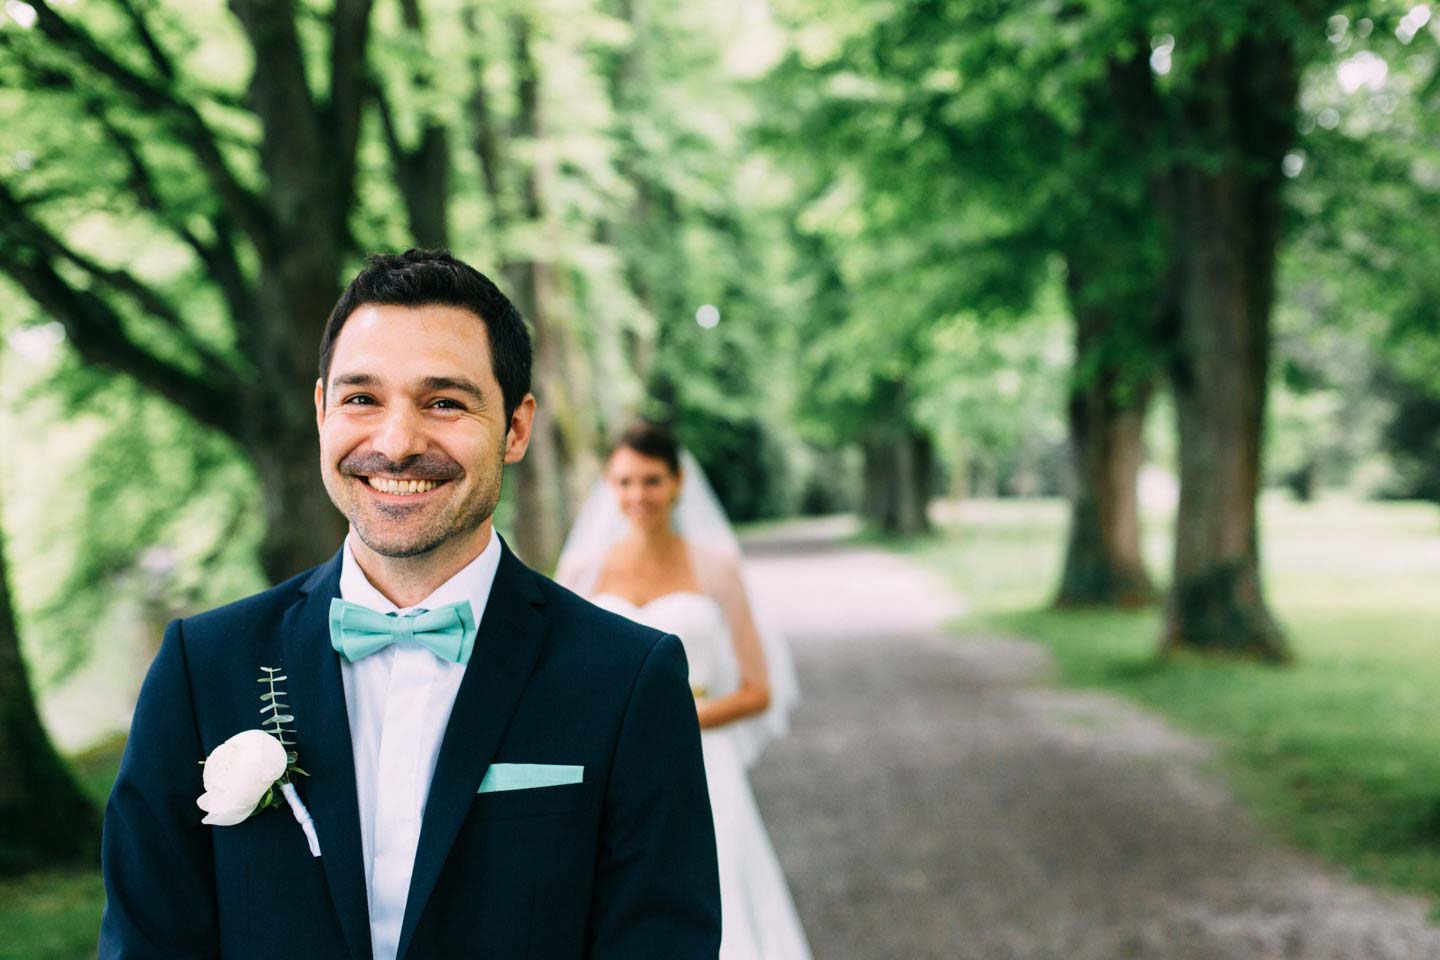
[283, 550, 372, 960]
[395, 542, 548, 960]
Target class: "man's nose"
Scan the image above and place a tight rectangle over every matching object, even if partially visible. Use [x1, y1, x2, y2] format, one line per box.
[370, 404, 427, 463]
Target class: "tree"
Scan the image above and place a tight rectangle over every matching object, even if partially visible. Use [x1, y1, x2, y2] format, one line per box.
[0, 0, 648, 575]
[772, 189, 946, 535]
[0, 493, 99, 874]
[1155, 4, 1335, 659]
[0, 0, 375, 581]
[464, 5, 599, 567]
[1052, 40, 1170, 607]
[763, 1, 1163, 551]
[595, 0, 802, 522]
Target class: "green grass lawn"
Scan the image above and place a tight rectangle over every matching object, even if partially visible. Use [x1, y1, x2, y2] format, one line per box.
[0, 735, 123, 960]
[905, 495, 1440, 902]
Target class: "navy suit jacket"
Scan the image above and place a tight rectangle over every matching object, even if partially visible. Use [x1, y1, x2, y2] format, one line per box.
[98, 541, 721, 959]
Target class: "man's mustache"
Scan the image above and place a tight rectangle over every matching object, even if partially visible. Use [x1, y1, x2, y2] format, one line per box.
[340, 452, 463, 481]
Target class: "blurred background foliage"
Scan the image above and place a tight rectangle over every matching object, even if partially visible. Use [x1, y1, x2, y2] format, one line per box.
[0, 0, 1438, 702]
[0, 0, 1438, 887]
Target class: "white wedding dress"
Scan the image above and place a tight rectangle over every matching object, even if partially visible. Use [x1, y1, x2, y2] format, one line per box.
[591, 589, 813, 960]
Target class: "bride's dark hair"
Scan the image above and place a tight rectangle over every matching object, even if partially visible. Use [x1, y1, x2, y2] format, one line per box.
[613, 419, 681, 475]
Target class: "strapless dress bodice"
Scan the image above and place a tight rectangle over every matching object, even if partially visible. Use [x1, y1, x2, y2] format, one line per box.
[591, 591, 738, 695]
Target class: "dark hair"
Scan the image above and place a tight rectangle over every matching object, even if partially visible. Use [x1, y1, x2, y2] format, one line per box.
[318, 248, 532, 419]
[614, 419, 681, 475]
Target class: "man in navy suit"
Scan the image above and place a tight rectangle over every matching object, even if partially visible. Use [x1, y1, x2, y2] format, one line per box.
[99, 249, 721, 959]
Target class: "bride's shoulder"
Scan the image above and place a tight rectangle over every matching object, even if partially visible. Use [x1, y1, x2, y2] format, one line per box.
[554, 545, 615, 591]
[681, 539, 745, 587]
[680, 535, 734, 562]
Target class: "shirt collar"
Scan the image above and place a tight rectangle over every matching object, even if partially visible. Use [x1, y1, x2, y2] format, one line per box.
[339, 528, 502, 621]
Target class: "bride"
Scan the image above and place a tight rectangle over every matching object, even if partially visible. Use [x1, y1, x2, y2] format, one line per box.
[556, 421, 811, 960]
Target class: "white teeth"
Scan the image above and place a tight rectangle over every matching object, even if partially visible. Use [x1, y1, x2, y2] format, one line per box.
[366, 477, 440, 495]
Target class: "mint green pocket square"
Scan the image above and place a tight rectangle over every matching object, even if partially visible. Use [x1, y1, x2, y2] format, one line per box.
[477, 763, 585, 793]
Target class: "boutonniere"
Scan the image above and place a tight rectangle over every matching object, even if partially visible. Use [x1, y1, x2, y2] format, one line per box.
[196, 666, 322, 857]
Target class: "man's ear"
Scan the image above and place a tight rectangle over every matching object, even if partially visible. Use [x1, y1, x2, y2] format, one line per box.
[503, 394, 538, 464]
[314, 378, 326, 432]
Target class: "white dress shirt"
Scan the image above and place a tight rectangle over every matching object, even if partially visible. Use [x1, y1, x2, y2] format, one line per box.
[337, 529, 502, 960]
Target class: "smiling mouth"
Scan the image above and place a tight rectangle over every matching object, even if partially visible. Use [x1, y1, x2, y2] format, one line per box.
[360, 476, 450, 496]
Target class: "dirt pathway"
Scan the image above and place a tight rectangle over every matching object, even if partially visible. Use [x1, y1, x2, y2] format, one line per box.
[741, 519, 1440, 960]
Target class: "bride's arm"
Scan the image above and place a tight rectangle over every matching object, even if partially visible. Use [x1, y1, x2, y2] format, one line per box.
[695, 556, 771, 730]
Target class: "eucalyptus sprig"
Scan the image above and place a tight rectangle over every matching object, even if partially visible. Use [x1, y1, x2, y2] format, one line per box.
[255, 665, 309, 811]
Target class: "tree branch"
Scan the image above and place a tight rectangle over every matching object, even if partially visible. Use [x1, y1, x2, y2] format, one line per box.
[325, 0, 376, 238]
[464, 4, 508, 218]
[86, 102, 258, 351]
[226, 0, 334, 241]
[63, 239, 245, 389]
[112, 0, 175, 82]
[372, 77, 409, 178]
[105, 2, 255, 115]
[28, 0, 273, 254]
[510, 15, 543, 222]
[0, 185, 245, 440]
[370, 0, 450, 247]
[5, 38, 261, 375]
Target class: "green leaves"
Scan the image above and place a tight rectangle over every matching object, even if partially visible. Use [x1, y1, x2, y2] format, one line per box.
[258, 666, 296, 750]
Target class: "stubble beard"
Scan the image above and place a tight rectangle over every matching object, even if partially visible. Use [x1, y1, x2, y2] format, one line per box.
[328, 441, 506, 560]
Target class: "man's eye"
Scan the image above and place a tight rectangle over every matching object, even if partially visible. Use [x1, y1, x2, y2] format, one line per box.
[432, 398, 465, 410]
[342, 395, 374, 405]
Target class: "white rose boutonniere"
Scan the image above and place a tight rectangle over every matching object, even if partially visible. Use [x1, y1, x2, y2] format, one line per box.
[196, 729, 288, 825]
[196, 665, 321, 857]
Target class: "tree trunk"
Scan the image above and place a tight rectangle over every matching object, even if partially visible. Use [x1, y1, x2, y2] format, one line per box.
[1052, 40, 1163, 608]
[1161, 36, 1296, 660]
[0, 515, 100, 874]
[242, 179, 354, 583]
[248, 414, 349, 583]
[1054, 264, 1156, 608]
[231, 0, 373, 582]
[1056, 383, 1155, 607]
[477, 15, 592, 571]
[505, 260, 576, 571]
[861, 429, 933, 536]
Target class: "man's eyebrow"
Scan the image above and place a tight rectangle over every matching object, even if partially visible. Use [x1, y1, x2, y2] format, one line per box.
[330, 372, 379, 389]
[329, 372, 486, 405]
[419, 376, 486, 404]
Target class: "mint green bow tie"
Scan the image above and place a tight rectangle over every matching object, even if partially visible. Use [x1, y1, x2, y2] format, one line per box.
[328, 598, 478, 665]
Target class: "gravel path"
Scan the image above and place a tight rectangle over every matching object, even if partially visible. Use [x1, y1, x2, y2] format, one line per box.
[740, 519, 1440, 960]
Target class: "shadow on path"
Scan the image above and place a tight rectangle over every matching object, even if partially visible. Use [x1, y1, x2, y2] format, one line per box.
[741, 520, 1440, 960]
